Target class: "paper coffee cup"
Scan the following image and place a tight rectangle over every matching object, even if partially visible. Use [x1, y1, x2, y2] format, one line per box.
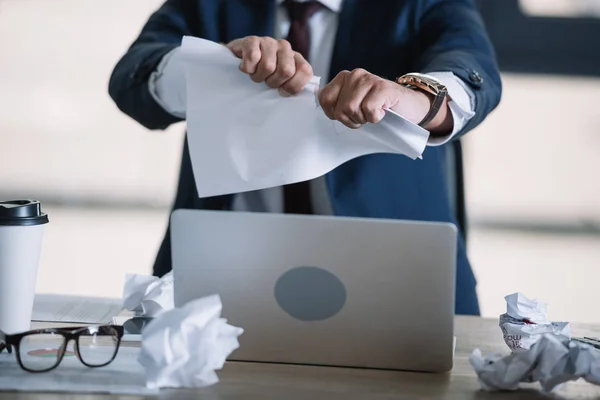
[0, 200, 49, 334]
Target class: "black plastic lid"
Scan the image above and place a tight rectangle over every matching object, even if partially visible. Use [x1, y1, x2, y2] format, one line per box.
[0, 200, 49, 226]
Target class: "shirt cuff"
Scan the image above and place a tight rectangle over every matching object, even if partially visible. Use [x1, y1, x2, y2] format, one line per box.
[421, 71, 476, 146]
[148, 47, 187, 119]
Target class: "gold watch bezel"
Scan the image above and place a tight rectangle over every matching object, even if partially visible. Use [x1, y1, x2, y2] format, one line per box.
[396, 73, 447, 96]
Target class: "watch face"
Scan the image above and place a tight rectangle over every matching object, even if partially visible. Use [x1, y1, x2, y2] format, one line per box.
[398, 73, 447, 95]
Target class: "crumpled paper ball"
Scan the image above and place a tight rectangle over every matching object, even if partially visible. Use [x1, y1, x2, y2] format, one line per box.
[500, 292, 570, 352]
[470, 333, 600, 392]
[137, 294, 244, 389]
[122, 272, 174, 317]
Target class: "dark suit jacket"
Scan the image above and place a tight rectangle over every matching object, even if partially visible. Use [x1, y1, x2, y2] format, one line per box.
[108, 0, 502, 315]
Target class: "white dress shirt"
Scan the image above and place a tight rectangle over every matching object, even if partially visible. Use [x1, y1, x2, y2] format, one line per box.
[149, 0, 476, 214]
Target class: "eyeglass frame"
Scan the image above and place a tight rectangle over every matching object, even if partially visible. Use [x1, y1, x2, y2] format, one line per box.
[0, 325, 124, 373]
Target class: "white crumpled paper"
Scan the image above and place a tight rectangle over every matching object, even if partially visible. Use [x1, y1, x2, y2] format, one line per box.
[138, 294, 244, 389]
[470, 334, 600, 392]
[500, 292, 570, 352]
[470, 292, 599, 393]
[122, 272, 174, 317]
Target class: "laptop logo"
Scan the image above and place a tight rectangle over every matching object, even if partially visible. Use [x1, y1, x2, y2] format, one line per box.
[274, 266, 347, 321]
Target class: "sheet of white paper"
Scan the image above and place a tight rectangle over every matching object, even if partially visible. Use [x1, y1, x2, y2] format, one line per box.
[0, 346, 157, 395]
[181, 36, 430, 198]
[32, 294, 122, 324]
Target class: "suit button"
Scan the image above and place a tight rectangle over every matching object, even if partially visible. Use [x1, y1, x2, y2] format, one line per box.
[469, 71, 483, 84]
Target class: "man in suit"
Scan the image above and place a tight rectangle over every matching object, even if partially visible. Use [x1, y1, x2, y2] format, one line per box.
[108, 0, 502, 315]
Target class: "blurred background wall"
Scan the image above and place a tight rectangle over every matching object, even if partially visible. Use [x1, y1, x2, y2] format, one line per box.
[0, 0, 598, 323]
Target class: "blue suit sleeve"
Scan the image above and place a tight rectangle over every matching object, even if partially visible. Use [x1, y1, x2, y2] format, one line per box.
[412, 0, 502, 137]
[108, 0, 194, 130]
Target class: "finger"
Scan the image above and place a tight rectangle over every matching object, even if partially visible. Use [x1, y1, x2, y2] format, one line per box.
[238, 37, 262, 75]
[251, 38, 278, 82]
[264, 41, 296, 89]
[226, 39, 244, 58]
[336, 69, 372, 126]
[361, 81, 388, 124]
[280, 53, 313, 95]
[336, 114, 363, 129]
[318, 71, 348, 120]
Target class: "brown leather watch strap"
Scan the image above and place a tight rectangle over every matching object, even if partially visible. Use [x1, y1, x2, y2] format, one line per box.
[418, 89, 447, 127]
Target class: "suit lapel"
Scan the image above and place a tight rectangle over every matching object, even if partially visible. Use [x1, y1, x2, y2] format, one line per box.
[222, 0, 276, 42]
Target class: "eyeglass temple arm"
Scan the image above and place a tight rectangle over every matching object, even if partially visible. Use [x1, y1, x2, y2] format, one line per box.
[0, 330, 12, 354]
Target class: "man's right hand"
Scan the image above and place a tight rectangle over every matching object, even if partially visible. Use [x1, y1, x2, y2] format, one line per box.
[226, 36, 313, 96]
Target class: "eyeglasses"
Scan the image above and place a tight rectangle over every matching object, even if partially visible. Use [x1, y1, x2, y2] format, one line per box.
[0, 325, 124, 373]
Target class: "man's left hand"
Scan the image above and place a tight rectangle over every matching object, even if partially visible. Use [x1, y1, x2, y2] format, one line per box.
[317, 69, 453, 135]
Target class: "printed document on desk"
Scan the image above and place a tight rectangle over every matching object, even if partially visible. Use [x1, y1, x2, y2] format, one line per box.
[181, 36, 430, 198]
[0, 346, 156, 395]
[32, 294, 123, 324]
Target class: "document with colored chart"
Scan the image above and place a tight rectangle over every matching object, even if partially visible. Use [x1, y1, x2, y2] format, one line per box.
[0, 346, 155, 395]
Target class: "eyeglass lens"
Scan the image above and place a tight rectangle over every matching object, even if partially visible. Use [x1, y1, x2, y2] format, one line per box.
[76, 326, 119, 367]
[18, 332, 67, 372]
[16, 326, 120, 371]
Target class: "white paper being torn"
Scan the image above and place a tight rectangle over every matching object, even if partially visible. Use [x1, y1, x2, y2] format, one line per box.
[500, 292, 570, 352]
[122, 272, 174, 317]
[180, 36, 430, 198]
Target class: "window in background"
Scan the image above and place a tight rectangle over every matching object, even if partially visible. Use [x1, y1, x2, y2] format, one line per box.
[520, 0, 600, 17]
[0, 0, 182, 299]
[467, 0, 600, 322]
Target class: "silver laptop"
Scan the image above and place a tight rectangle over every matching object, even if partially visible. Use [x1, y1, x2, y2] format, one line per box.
[171, 209, 456, 372]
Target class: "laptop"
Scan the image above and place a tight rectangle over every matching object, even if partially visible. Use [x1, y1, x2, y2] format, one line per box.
[170, 209, 457, 372]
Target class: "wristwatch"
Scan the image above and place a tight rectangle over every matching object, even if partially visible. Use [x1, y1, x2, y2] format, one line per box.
[396, 73, 448, 128]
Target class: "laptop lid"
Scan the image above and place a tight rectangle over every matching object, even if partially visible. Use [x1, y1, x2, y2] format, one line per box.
[171, 209, 456, 372]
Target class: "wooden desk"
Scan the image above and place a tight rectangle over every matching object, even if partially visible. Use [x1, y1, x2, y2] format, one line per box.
[1, 316, 600, 400]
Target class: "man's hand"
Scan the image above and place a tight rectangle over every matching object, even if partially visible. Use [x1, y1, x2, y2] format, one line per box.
[227, 36, 313, 96]
[318, 69, 453, 135]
